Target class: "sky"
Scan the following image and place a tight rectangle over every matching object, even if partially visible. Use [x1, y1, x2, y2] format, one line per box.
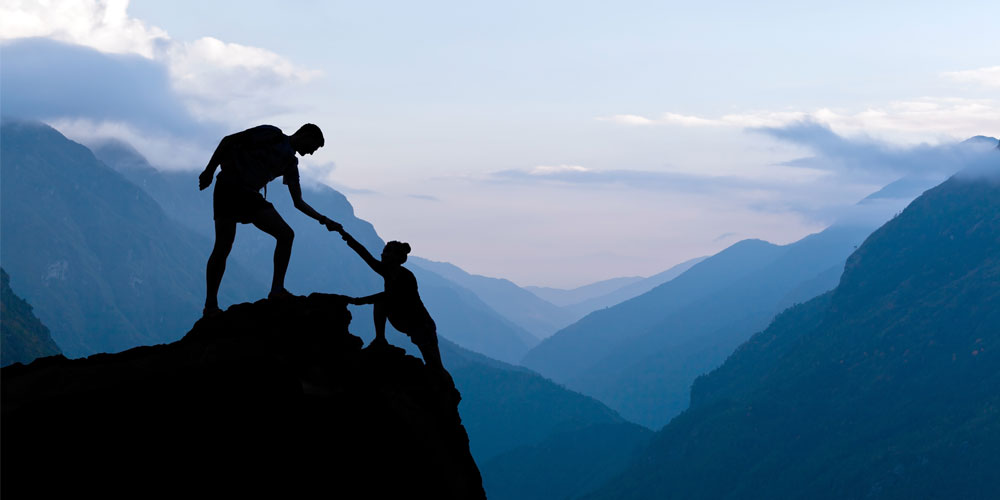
[2, 0, 998, 287]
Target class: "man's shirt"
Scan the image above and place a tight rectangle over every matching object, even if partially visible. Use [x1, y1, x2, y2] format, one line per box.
[219, 125, 300, 193]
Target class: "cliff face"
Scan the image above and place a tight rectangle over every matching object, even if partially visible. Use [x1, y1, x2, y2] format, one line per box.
[1, 294, 485, 499]
[1, 268, 62, 366]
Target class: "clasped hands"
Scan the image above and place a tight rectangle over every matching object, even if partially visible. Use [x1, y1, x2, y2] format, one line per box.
[320, 218, 354, 244]
[320, 216, 343, 232]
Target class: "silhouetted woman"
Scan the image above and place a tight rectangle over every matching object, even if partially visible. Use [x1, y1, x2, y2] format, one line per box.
[338, 229, 444, 371]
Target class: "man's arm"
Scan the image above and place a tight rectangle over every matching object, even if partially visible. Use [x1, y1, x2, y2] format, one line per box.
[286, 181, 342, 231]
[199, 135, 235, 190]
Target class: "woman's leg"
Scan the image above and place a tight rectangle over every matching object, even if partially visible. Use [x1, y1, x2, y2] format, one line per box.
[414, 328, 443, 371]
[372, 300, 388, 345]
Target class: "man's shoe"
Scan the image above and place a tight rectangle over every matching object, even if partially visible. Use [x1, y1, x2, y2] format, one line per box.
[268, 288, 294, 300]
[367, 337, 390, 349]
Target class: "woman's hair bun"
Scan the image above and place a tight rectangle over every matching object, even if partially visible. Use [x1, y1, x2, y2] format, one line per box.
[385, 240, 411, 263]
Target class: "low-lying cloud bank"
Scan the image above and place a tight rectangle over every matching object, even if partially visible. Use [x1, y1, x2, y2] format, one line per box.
[490, 124, 997, 228]
[753, 121, 999, 181]
[599, 94, 1000, 146]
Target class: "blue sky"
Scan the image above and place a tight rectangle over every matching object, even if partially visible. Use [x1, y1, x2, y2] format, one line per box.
[2, 0, 998, 286]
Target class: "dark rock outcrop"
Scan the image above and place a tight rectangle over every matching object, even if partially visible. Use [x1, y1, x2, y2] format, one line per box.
[1, 294, 484, 499]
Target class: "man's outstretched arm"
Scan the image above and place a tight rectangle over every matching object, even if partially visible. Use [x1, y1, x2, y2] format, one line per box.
[287, 181, 341, 231]
[199, 135, 235, 190]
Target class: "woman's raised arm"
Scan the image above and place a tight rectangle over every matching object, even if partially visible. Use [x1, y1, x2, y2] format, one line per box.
[340, 230, 384, 275]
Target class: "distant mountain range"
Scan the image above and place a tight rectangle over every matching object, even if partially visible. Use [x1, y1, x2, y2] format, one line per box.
[411, 256, 575, 340]
[527, 276, 644, 306]
[587, 163, 1000, 499]
[522, 136, 998, 430]
[582, 225, 874, 427]
[526, 256, 706, 318]
[0, 120, 260, 356]
[409, 254, 708, 342]
[522, 223, 873, 428]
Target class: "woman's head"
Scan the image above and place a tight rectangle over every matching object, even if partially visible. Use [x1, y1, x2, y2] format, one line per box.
[381, 240, 411, 265]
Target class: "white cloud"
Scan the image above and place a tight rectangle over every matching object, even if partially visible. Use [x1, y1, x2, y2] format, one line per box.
[529, 164, 591, 175]
[0, 0, 319, 123]
[166, 36, 321, 119]
[943, 66, 1000, 89]
[493, 164, 809, 193]
[50, 118, 209, 170]
[599, 112, 727, 127]
[0, 0, 167, 57]
[599, 98, 1000, 144]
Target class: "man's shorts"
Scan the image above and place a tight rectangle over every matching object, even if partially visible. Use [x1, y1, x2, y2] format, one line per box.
[213, 176, 274, 224]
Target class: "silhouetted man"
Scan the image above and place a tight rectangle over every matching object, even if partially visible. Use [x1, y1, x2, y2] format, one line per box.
[199, 124, 340, 316]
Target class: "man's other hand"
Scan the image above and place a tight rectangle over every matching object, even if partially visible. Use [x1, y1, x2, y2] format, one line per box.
[199, 169, 214, 190]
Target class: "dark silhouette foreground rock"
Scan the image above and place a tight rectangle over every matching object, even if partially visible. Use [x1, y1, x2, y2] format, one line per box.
[2, 293, 484, 499]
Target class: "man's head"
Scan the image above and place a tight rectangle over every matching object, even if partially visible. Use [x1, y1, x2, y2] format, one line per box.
[290, 123, 324, 155]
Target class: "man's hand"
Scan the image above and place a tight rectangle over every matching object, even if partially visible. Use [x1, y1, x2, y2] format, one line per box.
[198, 169, 214, 190]
[323, 218, 342, 232]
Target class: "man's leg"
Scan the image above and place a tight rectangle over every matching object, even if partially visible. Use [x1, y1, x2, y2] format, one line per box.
[250, 206, 294, 297]
[206, 219, 237, 313]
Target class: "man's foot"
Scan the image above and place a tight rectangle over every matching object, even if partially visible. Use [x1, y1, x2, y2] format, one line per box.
[268, 288, 294, 300]
[202, 305, 222, 318]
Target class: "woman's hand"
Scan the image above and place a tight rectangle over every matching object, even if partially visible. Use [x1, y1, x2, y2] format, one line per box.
[321, 217, 342, 232]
